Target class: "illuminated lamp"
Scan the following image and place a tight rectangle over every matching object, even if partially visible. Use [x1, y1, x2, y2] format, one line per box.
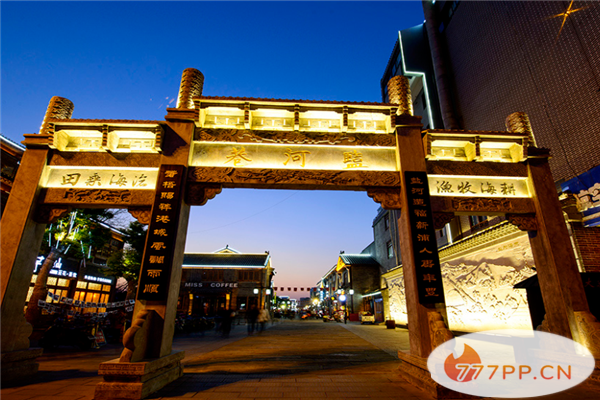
[265, 289, 271, 295]
[349, 289, 354, 295]
[253, 288, 259, 294]
[339, 294, 347, 302]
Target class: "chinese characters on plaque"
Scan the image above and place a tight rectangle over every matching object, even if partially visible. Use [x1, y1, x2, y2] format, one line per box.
[190, 143, 396, 171]
[44, 167, 158, 189]
[431, 176, 529, 198]
[137, 165, 185, 301]
[404, 171, 446, 304]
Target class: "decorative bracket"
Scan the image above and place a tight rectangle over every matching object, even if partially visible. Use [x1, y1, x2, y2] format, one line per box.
[366, 188, 401, 210]
[432, 212, 455, 230]
[34, 205, 69, 224]
[185, 183, 223, 206]
[129, 207, 152, 225]
[507, 213, 538, 231]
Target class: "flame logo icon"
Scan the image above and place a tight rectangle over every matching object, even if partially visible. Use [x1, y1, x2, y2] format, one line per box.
[444, 344, 482, 382]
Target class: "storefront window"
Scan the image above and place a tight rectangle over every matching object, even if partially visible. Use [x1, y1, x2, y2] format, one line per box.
[57, 278, 69, 287]
[76, 281, 87, 289]
[88, 282, 102, 291]
[102, 285, 111, 292]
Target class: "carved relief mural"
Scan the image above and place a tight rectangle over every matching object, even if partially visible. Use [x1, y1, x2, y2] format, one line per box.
[386, 272, 409, 325]
[386, 234, 537, 332]
[441, 234, 536, 332]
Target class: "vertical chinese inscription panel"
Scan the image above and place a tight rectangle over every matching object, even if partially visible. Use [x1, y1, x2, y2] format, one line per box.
[404, 171, 446, 305]
[137, 165, 185, 301]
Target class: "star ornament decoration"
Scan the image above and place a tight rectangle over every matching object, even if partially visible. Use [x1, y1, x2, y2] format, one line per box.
[547, 0, 592, 41]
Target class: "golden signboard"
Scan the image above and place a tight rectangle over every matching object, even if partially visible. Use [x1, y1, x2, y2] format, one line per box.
[428, 175, 531, 198]
[190, 142, 397, 171]
[42, 166, 159, 189]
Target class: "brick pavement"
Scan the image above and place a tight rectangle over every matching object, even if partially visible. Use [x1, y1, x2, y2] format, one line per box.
[2, 319, 599, 400]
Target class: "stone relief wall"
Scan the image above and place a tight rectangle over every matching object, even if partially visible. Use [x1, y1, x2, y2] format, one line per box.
[386, 234, 536, 331]
[386, 272, 408, 325]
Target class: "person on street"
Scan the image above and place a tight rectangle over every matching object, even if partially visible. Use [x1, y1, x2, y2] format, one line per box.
[258, 307, 270, 333]
[246, 304, 259, 335]
[218, 306, 233, 338]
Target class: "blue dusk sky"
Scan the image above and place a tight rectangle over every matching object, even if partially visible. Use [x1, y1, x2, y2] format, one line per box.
[1, 1, 426, 299]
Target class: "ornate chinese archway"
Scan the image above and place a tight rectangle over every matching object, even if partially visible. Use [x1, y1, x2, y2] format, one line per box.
[1, 69, 598, 398]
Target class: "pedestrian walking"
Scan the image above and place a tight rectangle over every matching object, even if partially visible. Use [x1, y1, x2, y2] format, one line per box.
[258, 307, 270, 333]
[218, 306, 233, 338]
[246, 304, 259, 335]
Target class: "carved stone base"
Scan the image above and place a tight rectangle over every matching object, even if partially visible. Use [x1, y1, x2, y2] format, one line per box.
[584, 361, 600, 390]
[95, 351, 184, 400]
[574, 311, 600, 358]
[397, 351, 477, 399]
[1, 348, 44, 385]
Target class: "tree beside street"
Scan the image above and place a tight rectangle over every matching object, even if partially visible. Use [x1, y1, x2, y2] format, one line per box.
[25, 209, 116, 327]
[106, 221, 147, 300]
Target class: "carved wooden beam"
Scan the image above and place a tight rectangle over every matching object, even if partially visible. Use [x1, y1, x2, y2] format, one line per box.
[195, 128, 396, 147]
[188, 167, 401, 190]
[366, 188, 401, 210]
[506, 213, 539, 231]
[431, 196, 535, 215]
[39, 188, 155, 208]
[426, 160, 528, 177]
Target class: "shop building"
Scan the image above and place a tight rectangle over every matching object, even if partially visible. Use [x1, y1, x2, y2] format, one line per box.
[26, 224, 124, 315]
[179, 246, 274, 316]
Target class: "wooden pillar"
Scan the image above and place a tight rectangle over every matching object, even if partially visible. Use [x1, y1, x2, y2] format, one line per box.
[389, 76, 452, 359]
[1, 96, 74, 381]
[527, 154, 600, 354]
[1, 142, 49, 353]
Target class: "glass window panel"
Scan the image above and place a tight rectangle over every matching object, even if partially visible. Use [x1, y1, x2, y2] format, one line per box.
[88, 283, 102, 291]
[47, 277, 58, 286]
[76, 281, 87, 289]
[102, 285, 111, 292]
[57, 278, 69, 287]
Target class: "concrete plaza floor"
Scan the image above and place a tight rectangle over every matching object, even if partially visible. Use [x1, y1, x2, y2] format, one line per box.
[1, 319, 599, 400]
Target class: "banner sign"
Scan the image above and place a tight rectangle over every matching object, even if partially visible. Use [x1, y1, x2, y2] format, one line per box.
[137, 165, 186, 301]
[404, 171, 446, 304]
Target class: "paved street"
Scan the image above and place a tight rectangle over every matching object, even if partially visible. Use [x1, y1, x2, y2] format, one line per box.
[1, 320, 599, 399]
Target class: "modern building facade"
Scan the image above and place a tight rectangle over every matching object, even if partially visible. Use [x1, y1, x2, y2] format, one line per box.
[371, 0, 600, 331]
